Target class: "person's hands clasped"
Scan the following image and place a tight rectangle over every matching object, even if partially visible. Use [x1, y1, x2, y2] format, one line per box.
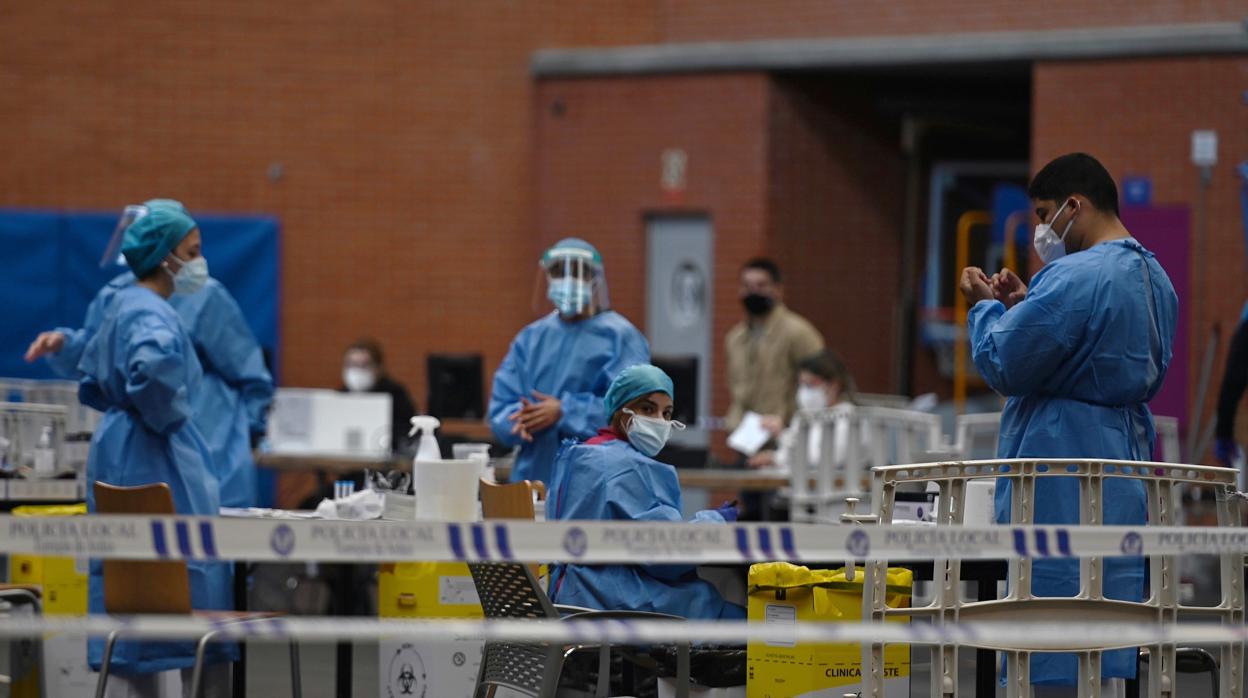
[958, 267, 994, 305]
[25, 331, 66, 363]
[508, 390, 563, 442]
[989, 268, 1028, 309]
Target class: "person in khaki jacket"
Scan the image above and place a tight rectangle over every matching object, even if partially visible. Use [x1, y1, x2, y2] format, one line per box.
[724, 258, 825, 431]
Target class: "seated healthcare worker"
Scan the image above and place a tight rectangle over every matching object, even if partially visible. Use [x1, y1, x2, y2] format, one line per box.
[489, 238, 650, 485]
[748, 349, 857, 470]
[78, 205, 236, 697]
[547, 364, 746, 620]
[26, 199, 274, 508]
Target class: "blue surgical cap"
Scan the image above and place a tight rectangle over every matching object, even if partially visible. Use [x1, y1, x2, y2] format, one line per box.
[604, 364, 674, 419]
[121, 206, 198, 277]
[542, 237, 603, 268]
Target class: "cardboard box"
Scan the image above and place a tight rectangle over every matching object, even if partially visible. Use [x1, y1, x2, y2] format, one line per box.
[378, 562, 483, 698]
[747, 564, 911, 698]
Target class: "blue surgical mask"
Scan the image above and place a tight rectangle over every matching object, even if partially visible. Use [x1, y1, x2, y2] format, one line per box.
[623, 408, 685, 457]
[547, 278, 593, 316]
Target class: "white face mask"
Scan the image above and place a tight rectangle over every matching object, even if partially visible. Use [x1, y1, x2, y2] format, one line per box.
[1033, 199, 1077, 265]
[796, 384, 828, 412]
[343, 367, 376, 392]
[167, 255, 209, 294]
[622, 408, 685, 458]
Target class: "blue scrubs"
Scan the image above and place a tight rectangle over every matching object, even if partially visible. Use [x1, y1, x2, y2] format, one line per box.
[488, 310, 649, 484]
[174, 278, 273, 508]
[48, 272, 272, 508]
[78, 285, 237, 674]
[547, 438, 746, 620]
[968, 238, 1177, 685]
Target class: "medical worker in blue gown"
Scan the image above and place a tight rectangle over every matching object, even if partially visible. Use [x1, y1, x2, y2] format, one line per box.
[488, 238, 650, 485]
[78, 206, 235, 697]
[959, 153, 1177, 694]
[26, 199, 273, 508]
[547, 364, 746, 620]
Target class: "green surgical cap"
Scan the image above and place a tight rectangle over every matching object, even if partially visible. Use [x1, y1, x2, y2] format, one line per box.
[121, 206, 197, 277]
[604, 364, 674, 419]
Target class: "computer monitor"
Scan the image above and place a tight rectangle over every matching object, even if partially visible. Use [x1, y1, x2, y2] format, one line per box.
[650, 354, 698, 426]
[426, 353, 484, 420]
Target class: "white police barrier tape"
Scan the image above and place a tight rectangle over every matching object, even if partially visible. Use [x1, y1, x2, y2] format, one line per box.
[0, 615, 1245, 652]
[4, 515, 1248, 563]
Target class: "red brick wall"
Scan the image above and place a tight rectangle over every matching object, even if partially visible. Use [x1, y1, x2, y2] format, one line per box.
[534, 73, 773, 419]
[766, 77, 905, 393]
[657, 1, 1243, 42]
[0, 1, 660, 400]
[1032, 56, 1248, 456]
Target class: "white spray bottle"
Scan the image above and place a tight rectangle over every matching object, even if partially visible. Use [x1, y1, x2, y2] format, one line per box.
[408, 416, 442, 462]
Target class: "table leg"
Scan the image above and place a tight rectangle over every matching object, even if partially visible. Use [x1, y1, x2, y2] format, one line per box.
[977, 573, 996, 697]
[234, 562, 248, 698]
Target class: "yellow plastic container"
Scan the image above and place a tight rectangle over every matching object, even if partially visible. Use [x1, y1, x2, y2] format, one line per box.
[747, 563, 912, 698]
[9, 503, 89, 615]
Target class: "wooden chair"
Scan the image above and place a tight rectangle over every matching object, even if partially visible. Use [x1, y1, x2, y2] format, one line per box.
[480, 479, 546, 580]
[480, 478, 545, 520]
[92, 482, 302, 698]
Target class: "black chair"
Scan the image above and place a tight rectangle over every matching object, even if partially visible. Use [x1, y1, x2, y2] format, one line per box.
[466, 561, 690, 698]
[1126, 647, 1219, 698]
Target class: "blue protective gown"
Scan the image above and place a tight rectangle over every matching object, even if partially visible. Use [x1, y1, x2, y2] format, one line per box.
[78, 285, 237, 674]
[488, 310, 650, 485]
[173, 278, 273, 508]
[968, 238, 1177, 685]
[546, 438, 746, 620]
[48, 272, 273, 508]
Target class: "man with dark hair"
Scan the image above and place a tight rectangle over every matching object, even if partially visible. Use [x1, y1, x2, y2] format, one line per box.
[959, 152, 1178, 694]
[724, 257, 824, 429]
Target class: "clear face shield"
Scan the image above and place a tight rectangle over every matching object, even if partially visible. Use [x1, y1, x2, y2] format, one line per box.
[100, 204, 149, 268]
[533, 248, 610, 317]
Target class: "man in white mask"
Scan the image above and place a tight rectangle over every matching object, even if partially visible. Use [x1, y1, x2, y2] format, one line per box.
[958, 152, 1178, 695]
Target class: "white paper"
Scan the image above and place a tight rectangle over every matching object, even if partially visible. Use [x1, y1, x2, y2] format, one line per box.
[727, 411, 771, 456]
[438, 576, 481, 605]
[763, 603, 797, 647]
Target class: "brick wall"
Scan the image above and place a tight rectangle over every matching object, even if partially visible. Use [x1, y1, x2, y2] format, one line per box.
[0, 1, 660, 401]
[534, 73, 773, 419]
[766, 76, 906, 393]
[1032, 56, 1248, 455]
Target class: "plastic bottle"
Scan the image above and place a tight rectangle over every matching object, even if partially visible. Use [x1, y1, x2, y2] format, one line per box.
[408, 416, 442, 462]
[32, 426, 55, 478]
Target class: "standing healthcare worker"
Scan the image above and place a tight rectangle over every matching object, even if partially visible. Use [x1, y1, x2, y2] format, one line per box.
[488, 238, 649, 485]
[959, 153, 1177, 695]
[78, 206, 236, 697]
[26, 199, 274, 508]
[547, 364, 745, 620]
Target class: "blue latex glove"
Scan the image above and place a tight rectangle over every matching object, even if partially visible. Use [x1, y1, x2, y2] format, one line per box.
[716, 500, 740, 522]
[1215, 437, 1240, 467]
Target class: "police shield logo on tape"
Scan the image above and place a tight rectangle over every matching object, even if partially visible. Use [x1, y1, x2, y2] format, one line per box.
[270, 524, 296, 557]
[846, 529, 871, 558]
[1120, 531, 1143, 556]
[563, 526, 588, 558]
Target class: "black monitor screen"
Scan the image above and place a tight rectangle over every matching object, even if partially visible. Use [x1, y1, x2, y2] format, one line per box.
[650, 354, 698, 426]
[426, 353, 484, 420]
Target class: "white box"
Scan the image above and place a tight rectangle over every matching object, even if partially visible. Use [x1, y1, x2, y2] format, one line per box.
[268, 388, 392, 456]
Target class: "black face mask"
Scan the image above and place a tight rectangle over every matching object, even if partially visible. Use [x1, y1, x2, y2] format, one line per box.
[742, 293, 775, 316]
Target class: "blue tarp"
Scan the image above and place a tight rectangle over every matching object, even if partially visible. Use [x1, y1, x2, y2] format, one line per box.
[0, 208, 281, 380]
